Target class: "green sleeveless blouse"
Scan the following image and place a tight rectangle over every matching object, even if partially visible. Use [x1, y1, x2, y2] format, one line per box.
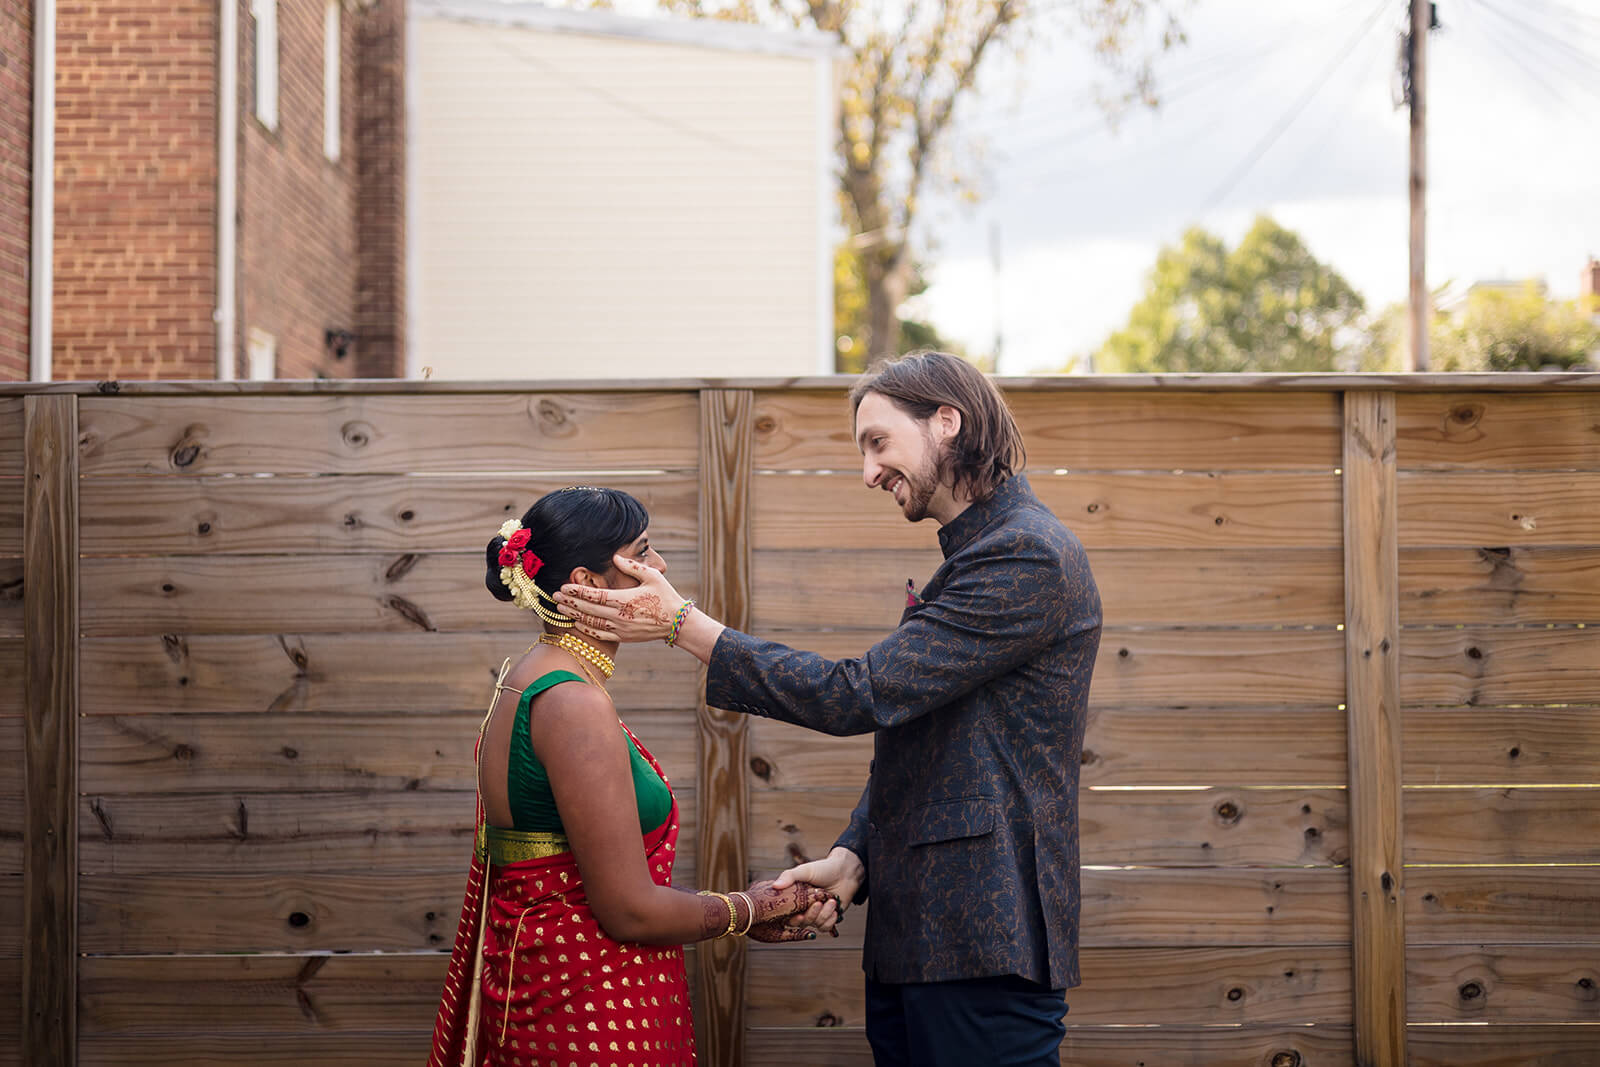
[507, 670, 672, 833]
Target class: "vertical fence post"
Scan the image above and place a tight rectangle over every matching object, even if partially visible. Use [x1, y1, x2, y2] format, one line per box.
[694, 388, 754, 1067]
[22, 395, 79, 1066]
[1341, 390, 1407, 1066]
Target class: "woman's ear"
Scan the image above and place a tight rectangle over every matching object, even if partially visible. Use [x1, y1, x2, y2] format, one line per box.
[568, 566, 607, 589]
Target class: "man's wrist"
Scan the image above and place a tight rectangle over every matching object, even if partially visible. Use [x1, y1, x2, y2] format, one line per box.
[669, 606, 725, 665]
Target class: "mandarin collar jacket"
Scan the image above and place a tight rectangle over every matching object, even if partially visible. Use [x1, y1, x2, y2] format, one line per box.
[707, 474, 1102, 988]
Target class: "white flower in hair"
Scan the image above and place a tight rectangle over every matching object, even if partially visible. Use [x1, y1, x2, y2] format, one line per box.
[499, 518, 523, 541]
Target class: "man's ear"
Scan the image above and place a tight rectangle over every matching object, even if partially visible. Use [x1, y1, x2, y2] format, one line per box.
[934, 404, 963, 442]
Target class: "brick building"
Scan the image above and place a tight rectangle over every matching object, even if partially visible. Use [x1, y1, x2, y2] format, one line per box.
[1, 0, 404, 382]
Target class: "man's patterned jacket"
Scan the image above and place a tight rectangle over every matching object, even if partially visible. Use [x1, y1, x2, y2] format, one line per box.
[707, 474, 1102, 990]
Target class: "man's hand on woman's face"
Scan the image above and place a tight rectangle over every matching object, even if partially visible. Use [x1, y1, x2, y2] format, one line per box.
[557, 554, 686, 644]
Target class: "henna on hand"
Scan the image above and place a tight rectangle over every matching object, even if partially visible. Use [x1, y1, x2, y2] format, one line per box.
[748, 919, 822, 943]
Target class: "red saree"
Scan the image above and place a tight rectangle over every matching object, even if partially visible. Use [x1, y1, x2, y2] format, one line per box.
[431, 710, 696, 1067]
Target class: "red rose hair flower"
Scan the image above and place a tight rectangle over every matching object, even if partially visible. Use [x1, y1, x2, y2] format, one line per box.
[521, 551, 544, 578]
[498, 528, 532, 567]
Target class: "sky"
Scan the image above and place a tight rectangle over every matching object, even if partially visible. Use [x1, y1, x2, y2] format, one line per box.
[902, 0, 1600, 373]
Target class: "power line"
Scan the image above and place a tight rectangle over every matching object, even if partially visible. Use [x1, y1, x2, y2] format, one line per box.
[1466, 0, 1600, 104]
[1455, 0, 1598, 109]
[1197, 0, 1393, 217]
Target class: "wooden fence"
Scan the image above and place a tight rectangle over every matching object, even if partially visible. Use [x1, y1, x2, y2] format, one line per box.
[4, 375, 1599, 1067]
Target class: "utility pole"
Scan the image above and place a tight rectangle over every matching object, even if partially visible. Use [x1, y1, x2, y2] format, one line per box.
[1406, 0, 1430, 371]
[989, 219, 1004, 374]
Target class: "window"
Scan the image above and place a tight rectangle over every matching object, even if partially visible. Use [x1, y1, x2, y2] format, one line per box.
[252, 0, 278, 131]
[323, 0, 341, 161]
[246, 328, 277, 381]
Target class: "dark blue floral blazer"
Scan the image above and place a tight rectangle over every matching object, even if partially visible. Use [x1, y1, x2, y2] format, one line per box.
[707, 475, 1101, 989]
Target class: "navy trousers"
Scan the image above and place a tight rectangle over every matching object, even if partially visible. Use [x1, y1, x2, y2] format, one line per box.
[864, 974, 1068, 1067]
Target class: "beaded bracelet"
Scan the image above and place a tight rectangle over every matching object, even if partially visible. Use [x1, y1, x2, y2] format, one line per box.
[665, 599, 695, 648]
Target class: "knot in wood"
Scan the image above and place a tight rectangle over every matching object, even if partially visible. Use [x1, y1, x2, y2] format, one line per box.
[340, 420, 373, 449]
[814, 1012, 843, 1028]
[96, 379, 122, 394]
[1458, 981, 1483, 1001]
[748, 756, 773, 781]
[288, 911, 312, 929]
[1270, 1053, 1303, 1067]
[1577, 977, 1597, 1000]
[753, 415, 777, 434]
[1214, 800, 1241, 824]
[1079, 748, 1097, 766]
[1226, 987, 1244, 1002]
[534, 397, 576, 437]
[1447, 402, 1484, 431]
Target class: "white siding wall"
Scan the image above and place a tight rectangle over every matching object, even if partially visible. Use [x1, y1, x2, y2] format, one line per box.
[411, 13, 831, 379]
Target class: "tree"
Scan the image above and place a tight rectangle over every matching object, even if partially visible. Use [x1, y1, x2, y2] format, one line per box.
[1429, 283, 1600, 372]
[833, 242, 967, 372]
[1359, 285, 1600, 372]
[653, 0, 1187, 365]
[1094, 216, 1369, 373]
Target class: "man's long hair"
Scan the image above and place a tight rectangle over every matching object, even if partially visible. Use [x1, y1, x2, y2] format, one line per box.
[849, 351, 1027, 505]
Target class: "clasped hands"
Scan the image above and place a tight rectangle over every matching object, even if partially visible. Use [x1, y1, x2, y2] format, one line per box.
[743, 845, 863, 942]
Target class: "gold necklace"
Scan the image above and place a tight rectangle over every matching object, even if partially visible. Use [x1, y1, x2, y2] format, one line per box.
[538, 632, 615, 679]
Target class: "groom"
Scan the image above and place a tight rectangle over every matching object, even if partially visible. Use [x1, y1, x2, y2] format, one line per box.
[557, 352, 1102, 1067]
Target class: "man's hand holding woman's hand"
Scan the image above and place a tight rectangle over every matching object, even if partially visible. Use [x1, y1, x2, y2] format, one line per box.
[769, 846, 864, 940]
[741, 879, 832, 943]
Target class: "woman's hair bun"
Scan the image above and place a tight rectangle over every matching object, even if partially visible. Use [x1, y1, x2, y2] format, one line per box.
[484, 536, 517, 602]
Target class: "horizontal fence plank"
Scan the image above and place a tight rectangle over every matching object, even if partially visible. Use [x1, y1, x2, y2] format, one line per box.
[81, 633, 701, 715]
[79, 873, 469, 954]
[757, 866, 1349, 952]
[0, 874, 17, 954]
[78, 1035, 432, 1065]
[753, 548, 1344, 630]
[749, 787, 1348, 871]
[749, 706, 1348, 791]
[1406, 867, 1600, 944]
[0, 793, 16, 872]
[753, 628, 1347, 708]
[79, 953, 446, 1035]
[0, 558, 17, 635]
[79, 472, 700, 556]
[1404, 706, 1600, 785]
[0, 398, 20, 478]
[1408, 945, 1600, 1023]
[1406, 787, 1600, 865]
[77, 393, 702, 475]
[752, 390, 1344, 471]
[1074, 867, 1351, 947]
[1407, 1024, 1600, 1066]
[752, 472, 1343, 551]
[1400, 627, 1600, 707]
[745, 1026, 1356, 1067]
[79, 709, 697, 793]
[79, 552, 701, 636]
[0, 491, 14, 557]
[0, 641, 18, 715]
[78, 786, 697, 878]
[1397, 392, 1600, 469]
[1401, 547, 1600, 624]
[1399, 471, 1600, 547]
[746, 945, 1352, 1026]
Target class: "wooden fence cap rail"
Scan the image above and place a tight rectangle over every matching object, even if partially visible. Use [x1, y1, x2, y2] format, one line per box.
[2, 371, 1600, 396]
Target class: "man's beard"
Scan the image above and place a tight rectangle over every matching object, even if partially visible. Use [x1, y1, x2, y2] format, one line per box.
[896, 436, 946, 522]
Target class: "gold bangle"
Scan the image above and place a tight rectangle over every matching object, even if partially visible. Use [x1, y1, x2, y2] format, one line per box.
[730, 891, 755, 937]
[697, 890, 737, 939]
